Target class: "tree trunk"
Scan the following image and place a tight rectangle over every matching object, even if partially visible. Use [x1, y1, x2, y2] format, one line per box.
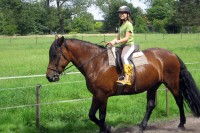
[56, 0, 64, 34]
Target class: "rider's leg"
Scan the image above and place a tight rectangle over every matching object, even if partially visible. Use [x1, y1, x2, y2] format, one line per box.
[117, 45, 135, 85]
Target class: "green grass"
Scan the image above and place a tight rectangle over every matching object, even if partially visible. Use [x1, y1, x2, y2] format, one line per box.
[0, 34, 200, 133]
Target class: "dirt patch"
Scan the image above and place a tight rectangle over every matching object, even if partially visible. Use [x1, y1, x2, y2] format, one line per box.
[112, 117, 200, 133]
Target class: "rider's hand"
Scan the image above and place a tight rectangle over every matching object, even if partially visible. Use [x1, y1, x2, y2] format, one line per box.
[106, 41, 115, 46]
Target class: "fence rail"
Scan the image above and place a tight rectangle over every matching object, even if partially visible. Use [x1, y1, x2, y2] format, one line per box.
[0, 62, 199, 81]
[0, 72, 81, 80]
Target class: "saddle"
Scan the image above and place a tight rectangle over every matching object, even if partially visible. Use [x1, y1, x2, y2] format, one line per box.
[107, 45, 148, 94]
[116, 45, 140, 72]
[107, 45, 147, 72]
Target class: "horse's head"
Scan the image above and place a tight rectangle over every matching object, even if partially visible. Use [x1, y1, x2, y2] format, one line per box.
[46, 36, 71, 82]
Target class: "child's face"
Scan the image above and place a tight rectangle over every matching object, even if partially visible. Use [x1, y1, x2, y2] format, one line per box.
[119, 12, 128, 20]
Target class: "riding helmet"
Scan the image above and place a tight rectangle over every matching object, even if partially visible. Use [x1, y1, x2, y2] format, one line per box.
[117, 6, 131, 14]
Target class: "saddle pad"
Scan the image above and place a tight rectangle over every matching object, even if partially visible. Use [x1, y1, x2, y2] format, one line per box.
[107, 48, 116, 66]
[107, 48, 148, 67]
[131, 51, 148, 67]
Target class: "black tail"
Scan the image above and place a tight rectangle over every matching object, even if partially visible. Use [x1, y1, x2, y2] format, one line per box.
[178, 57, 200, 117]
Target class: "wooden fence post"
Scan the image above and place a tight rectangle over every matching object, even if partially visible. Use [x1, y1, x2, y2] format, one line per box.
[36, 84, 41, 129]
[145, 33, 147, 40]
[10, 37, 12, 45]
[36, 36, 38, 45]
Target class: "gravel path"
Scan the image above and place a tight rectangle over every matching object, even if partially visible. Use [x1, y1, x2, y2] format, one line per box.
[112, 117, 200, 133]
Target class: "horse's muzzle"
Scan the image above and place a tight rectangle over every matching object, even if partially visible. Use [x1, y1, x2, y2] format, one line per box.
[46, 72, 60, 82]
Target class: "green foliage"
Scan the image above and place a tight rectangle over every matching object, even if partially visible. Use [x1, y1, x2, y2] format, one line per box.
[174, 0, 200, 27]
[152, 19, 167, 33]
[1, 15, 17, 35]
[71, 12, 94, 33]
[135, 16, 149, 33]
[0, 14, 2, 34]
[94, 21, 103, 32]
[0, 0, 21, 35]
[101, 0, 125, 32]
[17, 3, 37, 35]
[43, 7, 59, 34]
[146, 0, 175, 33]
[147, 6, 168, 21]
[0, 0, 200, 35]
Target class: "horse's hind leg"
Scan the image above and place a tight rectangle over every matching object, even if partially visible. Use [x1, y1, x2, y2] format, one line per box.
[139, 83, 161, 132]
[167, 84, 186, 129]
[164, 77, 186, 130]
[174, 92, 186, 130]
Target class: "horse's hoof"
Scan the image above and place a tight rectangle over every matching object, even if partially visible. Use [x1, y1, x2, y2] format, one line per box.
[178, 123, 185, 131]
[139, 126, 144, 133]
[139, 124, 146, 132]
[178, 126, 185, 131]
[106, 125, 111, 133]
[99, 125, 111, 133]
[138, 130, 143, 133]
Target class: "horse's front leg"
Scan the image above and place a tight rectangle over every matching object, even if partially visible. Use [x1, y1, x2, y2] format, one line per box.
[89, 96, 100, 126]
[89, 95, 111, 133]
[99, 96, 111, 133]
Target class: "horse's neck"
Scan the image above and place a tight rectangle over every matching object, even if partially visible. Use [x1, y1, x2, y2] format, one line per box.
[69, 41, 106, 76]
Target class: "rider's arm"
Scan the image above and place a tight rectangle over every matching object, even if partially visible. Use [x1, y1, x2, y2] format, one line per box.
[109, 33, 120, 45]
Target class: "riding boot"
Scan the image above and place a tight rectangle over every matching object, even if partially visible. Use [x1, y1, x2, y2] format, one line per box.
[116, 64, 133, 85]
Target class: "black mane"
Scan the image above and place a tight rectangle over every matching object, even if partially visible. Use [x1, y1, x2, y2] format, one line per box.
[67, 38, 106, 49]
[49, 40, 58, 60]
[49, 38, 106, 60]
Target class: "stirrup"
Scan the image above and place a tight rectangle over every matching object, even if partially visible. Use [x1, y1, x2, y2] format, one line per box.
[118, 76, 124, 80]
[116, 79, 131, 85]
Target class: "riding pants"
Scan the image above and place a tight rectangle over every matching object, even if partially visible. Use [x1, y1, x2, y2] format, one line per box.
[121, 45, 135, 64]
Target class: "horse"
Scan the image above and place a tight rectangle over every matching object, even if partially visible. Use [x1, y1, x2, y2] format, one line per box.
[46, 36, 200, 133]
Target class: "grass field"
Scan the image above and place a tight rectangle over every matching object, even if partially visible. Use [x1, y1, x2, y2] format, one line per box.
[0, 34, 200, 133]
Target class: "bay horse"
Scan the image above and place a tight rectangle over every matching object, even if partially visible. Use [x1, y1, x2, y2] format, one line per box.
[46, 36, 200, 133]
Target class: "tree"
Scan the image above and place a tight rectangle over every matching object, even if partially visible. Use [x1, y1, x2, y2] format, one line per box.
[71, 12, 94, 33]
[1, 14, 18, 35]
[0, 0, 22, 35]
[0, 0, 48, 35]
[94, 21, 103, 32]
[146, 0, 175, 33]
[174, 0, 200, 32]
[17, 3, 38, 35]
[45, 0, 93, 33]
[135, 15, 149, 33]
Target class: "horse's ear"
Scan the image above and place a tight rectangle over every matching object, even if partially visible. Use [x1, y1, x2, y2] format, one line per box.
[61, 36, 64, 43]
[57, 36, 65, 47]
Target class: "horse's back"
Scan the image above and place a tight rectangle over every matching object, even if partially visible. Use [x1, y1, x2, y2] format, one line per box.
[142, 48, 180, 84]
[143, 48, 179, 65]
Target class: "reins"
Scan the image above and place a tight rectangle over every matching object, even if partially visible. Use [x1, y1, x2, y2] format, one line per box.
[62, 41, 108, 75]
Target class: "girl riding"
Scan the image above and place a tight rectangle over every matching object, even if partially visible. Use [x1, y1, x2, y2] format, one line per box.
[108, 5, 135, 85]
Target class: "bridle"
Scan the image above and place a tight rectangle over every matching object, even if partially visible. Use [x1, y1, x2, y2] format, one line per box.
[47, 39, 72, 79]
[47, 39, 108, 77]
